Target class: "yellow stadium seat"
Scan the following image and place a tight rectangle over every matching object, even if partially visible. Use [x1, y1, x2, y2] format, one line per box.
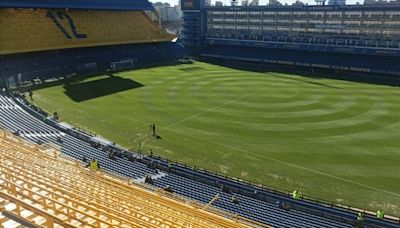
[0, 130, 266, 227]
[0, 9, 175, 55]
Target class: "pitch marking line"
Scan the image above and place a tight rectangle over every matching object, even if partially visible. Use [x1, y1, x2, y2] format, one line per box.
[166, 128, 400, 198]
[164, 87, 265, 129]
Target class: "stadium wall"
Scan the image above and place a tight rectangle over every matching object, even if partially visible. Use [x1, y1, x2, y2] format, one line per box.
[200, 45, 400, 83]
[0, 42, 182, 85]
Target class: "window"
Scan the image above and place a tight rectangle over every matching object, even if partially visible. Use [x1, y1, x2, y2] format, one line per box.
[363, 21, 381, 25]
[327, 11, 342, 17]
[249, 19, 261, 23]
[224, 18, 235, 22]
[263, 12, 276, 15]
[278, 11, 291, 16]
[384, 21, 400, 25]
[263, 26, 274, 31]
[293, 20, 307, 24]
[293, 12, 307, 16]
[263, 19, 275, 23]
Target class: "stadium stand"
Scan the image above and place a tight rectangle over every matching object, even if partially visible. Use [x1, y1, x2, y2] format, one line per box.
[0, 0, 182, 85]
[181, 0, 400, 79]
[0, 0, 153, 10]
[0, 9, 174, 55]
[0, 130, 257, 227]
[1, 91, 399, 227]
[0, 0, 399, 226]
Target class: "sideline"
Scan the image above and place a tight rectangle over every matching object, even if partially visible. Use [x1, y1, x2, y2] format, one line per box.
[165, 127, 400, 198]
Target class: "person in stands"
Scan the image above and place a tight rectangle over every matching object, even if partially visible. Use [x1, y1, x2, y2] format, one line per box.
[357, 212, 364, 228]
[108, 151, 117, 161]
[53, 111, 59, 120]
[376, 209, 384, 219]
[292, 190, 302, 200]
[145, 175, 154, 185]
[231, 194, 240, 204]
[87, 158, 100, 171]
[163, 185, 173, 193]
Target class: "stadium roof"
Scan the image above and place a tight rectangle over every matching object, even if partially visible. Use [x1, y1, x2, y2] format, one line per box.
[0, 0, 153, 10]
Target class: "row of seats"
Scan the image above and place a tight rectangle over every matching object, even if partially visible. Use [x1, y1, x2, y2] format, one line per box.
[0, 92, 388, 228]
[0, 94, 155, 180]
[201, 44, 400, 76]
[0, 130, 251, 227]
[0, 0, 154, 11]
[153, 174, 350, 228]
[0, 8, 174, 55]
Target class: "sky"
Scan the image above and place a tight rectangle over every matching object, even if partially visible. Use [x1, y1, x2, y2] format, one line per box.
[150, 0, 361, 6]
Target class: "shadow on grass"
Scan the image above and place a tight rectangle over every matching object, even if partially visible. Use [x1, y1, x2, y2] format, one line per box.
[155, 134, 163, 140]
[19, 60, 184, 93]
[277, 75, 343, 90]
[178, 66, 204, 72]
[63, 75, 144, 102]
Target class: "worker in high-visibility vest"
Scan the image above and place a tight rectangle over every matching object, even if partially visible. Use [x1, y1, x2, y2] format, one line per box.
[357, 212, 364, 228]
[376, 210, 384, 219]
[292, 190, 302, 200]
[89, 159, 100, 171]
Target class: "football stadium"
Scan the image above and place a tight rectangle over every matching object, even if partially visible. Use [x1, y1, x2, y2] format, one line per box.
[0, 0, 400, 227]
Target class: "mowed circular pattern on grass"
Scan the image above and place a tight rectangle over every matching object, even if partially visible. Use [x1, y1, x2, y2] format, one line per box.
[33, 62, 400, 215]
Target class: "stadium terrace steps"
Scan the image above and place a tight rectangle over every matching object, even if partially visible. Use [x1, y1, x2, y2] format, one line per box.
[0, 130, 255, 227]
[136, 171, 169, 183]
[0, 8, 174, 55]
[0, 92, 399, 228]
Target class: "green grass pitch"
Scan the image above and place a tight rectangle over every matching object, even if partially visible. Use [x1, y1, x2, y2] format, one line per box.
[31, 61, 400, 216]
